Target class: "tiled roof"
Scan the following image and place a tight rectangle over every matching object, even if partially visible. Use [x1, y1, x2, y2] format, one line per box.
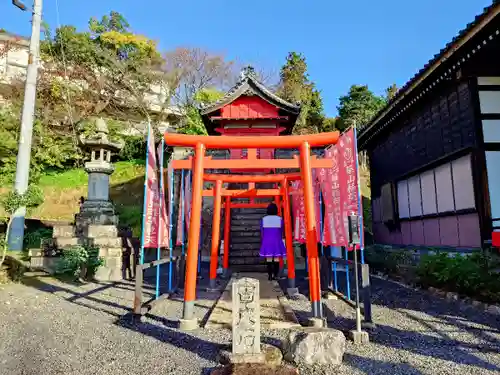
[359, 1, 500, 146]
[199, 66, 301, 115]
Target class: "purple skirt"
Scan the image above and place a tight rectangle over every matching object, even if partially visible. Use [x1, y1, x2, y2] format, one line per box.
[260, 227, 286, 258]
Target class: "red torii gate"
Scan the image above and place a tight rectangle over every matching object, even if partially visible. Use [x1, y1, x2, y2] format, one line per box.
[166, 131, 340, 330]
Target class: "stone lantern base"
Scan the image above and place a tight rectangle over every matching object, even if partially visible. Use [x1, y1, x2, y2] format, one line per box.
[31, 223, 124, 282]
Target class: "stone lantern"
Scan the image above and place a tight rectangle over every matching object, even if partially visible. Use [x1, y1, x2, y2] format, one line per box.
[75, 117, 124, 232]
[34, 117, 127, 281]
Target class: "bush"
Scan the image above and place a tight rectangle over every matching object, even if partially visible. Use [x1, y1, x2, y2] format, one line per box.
[417, 251, 500, 303]
[364, 245, 414, 276]
[23, 227, 53, 249]
[55, 245, 104, 280]
[117, 135, 146, 161]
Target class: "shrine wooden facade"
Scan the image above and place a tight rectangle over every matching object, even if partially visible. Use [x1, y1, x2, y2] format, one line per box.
[359, 3, 500, 250]
[200, 67, 300, 170]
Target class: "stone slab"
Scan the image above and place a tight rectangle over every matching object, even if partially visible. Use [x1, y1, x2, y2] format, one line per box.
[205, 273, 300, 330]
[55, 237, 80, 248]
[210, 364, 299, 375]
[85, 225, 118, 238]
[52, 225, 75, 238]
[91, 237, 122, 248]
[232, 277, 260, 356]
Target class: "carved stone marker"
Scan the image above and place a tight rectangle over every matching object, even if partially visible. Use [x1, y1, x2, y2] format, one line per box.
[232, 277, 264, 363]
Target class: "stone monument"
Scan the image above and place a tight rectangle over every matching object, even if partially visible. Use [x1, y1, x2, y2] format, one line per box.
[31, 118, 126, 281]
[231, 277, 264, 363]
[75, 117, 124, 230]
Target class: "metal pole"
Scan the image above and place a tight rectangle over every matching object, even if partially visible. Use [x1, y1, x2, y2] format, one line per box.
[353, 244, 362, 333]
[9, 0, 43, 251]
[345, 246, 351, 300]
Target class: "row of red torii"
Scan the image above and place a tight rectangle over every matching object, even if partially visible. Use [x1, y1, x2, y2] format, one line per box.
[166, 131, 340, 327]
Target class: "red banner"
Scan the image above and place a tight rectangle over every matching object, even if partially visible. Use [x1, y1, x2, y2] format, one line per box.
[291, 181, 306, 243]
[339, 128, 362, 249]
[320, 128, 362, 249]
[176, 176, 184, 245]
[319, 145, 345, 246]
[143, 125, 169, 248]
[312, 169, 322, 242]
[184, 172, 192, 229]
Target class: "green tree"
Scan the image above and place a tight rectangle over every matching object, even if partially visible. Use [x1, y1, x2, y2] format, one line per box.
[337, 85, 386, 129]
[320, 117, 338, 132]
[385, 83, 398, 101]
[193, 87, 224, 105]
[1, 12, 164, 182]
[277, 52, 326, 134]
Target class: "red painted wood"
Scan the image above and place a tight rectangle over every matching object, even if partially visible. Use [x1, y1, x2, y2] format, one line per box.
[216, 127, 284, 135]
[492, 231, 500, 248]
[220, 96, 279, 119]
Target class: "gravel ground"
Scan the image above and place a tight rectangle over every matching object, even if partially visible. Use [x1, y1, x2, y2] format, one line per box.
[1, 267, 499, 375]
[283, 269, 500, 375]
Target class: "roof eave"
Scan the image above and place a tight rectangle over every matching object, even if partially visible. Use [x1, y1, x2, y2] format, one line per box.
[359, 2, 500, 149]
[200, 77, 300, 116]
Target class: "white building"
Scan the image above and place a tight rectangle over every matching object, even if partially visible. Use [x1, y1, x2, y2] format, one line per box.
[0, 30, 182, 133]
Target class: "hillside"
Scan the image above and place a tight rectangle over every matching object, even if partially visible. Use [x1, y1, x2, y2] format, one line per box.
[0, 160, 146, 235]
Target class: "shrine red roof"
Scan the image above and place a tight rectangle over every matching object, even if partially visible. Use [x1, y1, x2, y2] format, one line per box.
[200, 67, 301, 116]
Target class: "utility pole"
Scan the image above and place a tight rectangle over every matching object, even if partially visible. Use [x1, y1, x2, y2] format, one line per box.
[8, 0, 43, 251]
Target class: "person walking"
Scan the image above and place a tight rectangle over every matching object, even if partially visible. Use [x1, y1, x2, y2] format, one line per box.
[260, 203, 286, 280]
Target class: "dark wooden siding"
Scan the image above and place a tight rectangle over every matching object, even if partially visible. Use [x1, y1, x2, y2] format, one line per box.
[369, 80, 477, 197]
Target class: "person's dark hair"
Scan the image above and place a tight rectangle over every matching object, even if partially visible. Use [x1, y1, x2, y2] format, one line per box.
[266, 203, 278, 215]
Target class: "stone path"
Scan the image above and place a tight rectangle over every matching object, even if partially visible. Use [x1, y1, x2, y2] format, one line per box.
[205, 273, 300, 330]
[1, 267, 500, 374]
[285, 269, 500, 375]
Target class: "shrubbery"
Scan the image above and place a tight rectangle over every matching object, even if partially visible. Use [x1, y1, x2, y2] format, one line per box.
[417, 250, 500, 303]
[366, 245, 500, 303]
[55, 245, 104, 280]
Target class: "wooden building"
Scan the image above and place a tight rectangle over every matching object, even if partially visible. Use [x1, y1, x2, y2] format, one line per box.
[359, 3, 500, 250]
[197, 66, 302, 271]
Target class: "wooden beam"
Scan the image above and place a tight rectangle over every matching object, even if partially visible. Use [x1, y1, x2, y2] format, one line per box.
[202, 188, 280, 197]
[164, 131, 339, 149]
[171, 156, 332, 170]
[229, 203, 269, 208]
[203, 173, 301, 183]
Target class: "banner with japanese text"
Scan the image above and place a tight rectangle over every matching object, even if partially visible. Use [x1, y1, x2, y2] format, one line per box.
[290, 181, 306, 243]
[339, 128, 363, 249]
[176, 173, 184, 245]
[312, 169, 322, 242]
[142, 124, 169, 248]
[157, 141, 170, 248]
[319, 145, 345, 246]
[184, 171, 192, 230]
[320, 128, 362, 249]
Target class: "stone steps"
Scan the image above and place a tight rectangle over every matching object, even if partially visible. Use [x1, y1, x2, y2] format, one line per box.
[230, 249, 261, 258]
[231, 243, 261, 250]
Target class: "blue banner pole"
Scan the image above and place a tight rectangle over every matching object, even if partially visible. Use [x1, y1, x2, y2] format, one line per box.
[331, 246, 338, 292]
[168, 159, 174, 292]
[155, 138, 165, 299]
[345, 246, 351, 300]
[353, 127, 365, 264]
[139, 123, 152, 266]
